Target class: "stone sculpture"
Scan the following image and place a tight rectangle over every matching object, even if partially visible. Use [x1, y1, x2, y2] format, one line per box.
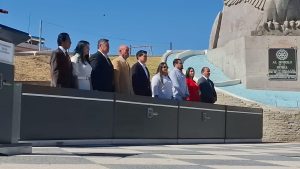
[224, 0, 300, 34]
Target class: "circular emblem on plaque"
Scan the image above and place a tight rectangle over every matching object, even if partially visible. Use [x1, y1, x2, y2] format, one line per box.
[276, 49, 288, 60]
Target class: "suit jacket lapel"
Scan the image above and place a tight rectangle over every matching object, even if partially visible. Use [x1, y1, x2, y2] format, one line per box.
[207, 79, 213, 88]
[98, 51, 112, 67]
[125, 61, 130, 72]
[107, 57, 112, 67]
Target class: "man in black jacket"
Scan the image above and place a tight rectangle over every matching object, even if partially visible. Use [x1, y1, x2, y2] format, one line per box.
[131, 50, 151, 96]
[90, 39, 114, 92]
[197, 67, 217, 103]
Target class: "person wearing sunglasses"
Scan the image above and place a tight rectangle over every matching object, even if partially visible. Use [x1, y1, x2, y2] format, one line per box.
[151, 62, 174, 99]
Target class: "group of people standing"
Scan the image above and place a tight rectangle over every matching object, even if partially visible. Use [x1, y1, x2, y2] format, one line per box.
[50, 32, 217, 104]
[151, 59, 217, 103]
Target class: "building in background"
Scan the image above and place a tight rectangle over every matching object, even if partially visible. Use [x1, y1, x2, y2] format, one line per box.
[15, 35, 50, 52]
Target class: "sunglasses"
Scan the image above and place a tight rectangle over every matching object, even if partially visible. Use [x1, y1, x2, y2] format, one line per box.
[162, 66, 168, 69]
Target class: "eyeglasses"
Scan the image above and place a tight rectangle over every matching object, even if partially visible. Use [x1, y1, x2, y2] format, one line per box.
[162, 66, 168, 69]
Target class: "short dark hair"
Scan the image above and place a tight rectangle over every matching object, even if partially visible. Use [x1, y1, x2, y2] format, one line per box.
[97, 38, 109, 48]
[201, 67, 209, 73]
[136, 50, 147, 59]
[173, 58, 182, 67]
[57, 32, 70, 46]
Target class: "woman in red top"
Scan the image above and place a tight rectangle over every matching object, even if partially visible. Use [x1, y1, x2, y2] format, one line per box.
[185, 67, 201, 101]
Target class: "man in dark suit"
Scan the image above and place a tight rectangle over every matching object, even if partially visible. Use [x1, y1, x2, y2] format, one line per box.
[50, 32, 75, 88]
[197, 67, 217, 103]
[131, 50, 151, 96]
[90, 39, 114, 92]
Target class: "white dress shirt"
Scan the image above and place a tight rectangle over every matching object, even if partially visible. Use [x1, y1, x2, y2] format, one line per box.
[138, 60, 149, 78]
[58, 46, 68, 55]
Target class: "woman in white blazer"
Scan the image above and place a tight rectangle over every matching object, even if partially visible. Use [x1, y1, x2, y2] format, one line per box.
[151, 62, 174, 100]
[71, 40, 92, 90]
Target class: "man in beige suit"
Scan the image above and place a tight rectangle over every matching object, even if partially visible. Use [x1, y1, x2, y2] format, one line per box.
[112, 45, 133, 95]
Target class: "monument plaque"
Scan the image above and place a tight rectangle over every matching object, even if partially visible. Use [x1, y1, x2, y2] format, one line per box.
[268, 48, 297, 80]
[0, 39, 14, 64]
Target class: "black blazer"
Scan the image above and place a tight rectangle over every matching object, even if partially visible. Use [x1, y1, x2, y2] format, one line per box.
[90, 51, 114, 92]
[198, 76, 217, 103]
[131, 62, 151, 96]
[50, 48, 74, 88]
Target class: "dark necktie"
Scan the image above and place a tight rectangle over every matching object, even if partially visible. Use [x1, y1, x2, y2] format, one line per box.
[208, 79, 213, 88]
[145, 66, 150, 79]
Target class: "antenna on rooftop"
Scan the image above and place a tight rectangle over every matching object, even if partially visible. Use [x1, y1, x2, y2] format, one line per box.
[38, 19, 43, 51]
[129, 45, 153, 56]
[27, 13, 31, 34]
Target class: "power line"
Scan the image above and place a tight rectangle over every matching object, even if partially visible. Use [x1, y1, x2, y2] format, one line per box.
[40, 19, 170, 46]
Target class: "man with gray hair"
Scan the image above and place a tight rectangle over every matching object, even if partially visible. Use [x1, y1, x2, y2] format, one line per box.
[90, 38, 114, 92]
[197, 67, 217, 103]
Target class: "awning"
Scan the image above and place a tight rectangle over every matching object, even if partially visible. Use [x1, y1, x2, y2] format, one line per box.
[0, 24, 30, 45]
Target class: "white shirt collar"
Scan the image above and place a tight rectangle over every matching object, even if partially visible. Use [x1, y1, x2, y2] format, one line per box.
[138, 60, 146, 67]
[138, 60, 149, 77]
[202, 75, 208, 80]
[99, 50, 108, 58]
[59, 46, 67, 55]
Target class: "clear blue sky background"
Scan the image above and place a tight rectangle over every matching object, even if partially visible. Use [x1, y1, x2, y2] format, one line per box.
[1, 0, 223, 55]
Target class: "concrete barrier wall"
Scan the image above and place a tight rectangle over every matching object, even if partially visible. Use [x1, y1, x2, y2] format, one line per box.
[21, 85, 114, 140]
[114, 94, 178, 139]
[178, 101, 225, 139]
[19, 84, 263, 142]
[226, 106, 263, 139]
[0, 84, 21, 144]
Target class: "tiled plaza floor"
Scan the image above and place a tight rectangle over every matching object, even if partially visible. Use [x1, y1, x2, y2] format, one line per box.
[1, 143, 300, 169]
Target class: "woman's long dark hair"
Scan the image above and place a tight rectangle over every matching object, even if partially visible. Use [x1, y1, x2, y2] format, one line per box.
[185, 67, 194, 78]
[74, 40, 90, 64]
[156, 62, 169, 84]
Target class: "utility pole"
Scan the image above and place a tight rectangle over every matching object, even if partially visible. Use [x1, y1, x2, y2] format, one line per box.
[27, 13, 31, 34]
[38, 19, 43, 51]
[169, 42, 173, 50]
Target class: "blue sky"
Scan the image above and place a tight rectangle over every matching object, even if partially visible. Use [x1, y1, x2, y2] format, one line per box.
[0, 0, 223, 55]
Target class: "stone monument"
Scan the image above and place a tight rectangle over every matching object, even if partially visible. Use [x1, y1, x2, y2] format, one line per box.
[208, 0, 300, 91]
